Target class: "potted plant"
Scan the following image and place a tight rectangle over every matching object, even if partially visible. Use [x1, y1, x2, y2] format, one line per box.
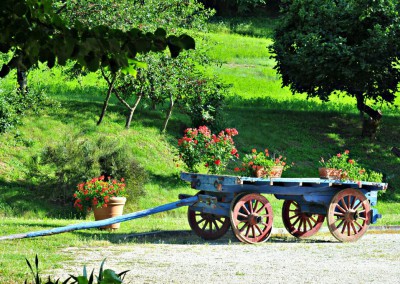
[239, 149, 293, 178]
[319, 150, 383, 182]
[177, 126, 239, 174]
[73, 176, 127, 229]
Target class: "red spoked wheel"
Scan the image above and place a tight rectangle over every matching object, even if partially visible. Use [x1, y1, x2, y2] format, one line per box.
[282, 200, 325, 238]
[230, 193, 273, 244]
[327, 188, 371, 242]
[188, 208, 230, 240]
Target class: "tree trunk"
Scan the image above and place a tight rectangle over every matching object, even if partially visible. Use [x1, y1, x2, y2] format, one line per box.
[17, 67, 27, 93]
[125, 93, 143, 129]
[162, 94, 174, 133]
[355, 93, 382, 139]
[97, 71, 118, 126]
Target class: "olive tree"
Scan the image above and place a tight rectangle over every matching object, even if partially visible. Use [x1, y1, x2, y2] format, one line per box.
[270, 0, 400, 138]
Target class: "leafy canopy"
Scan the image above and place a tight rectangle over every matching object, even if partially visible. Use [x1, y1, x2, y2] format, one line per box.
[270, 0, 400, 105]
[0, 0, 195, 77]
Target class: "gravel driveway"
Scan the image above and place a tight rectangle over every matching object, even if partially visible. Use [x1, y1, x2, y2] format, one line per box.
[57, 229, 400, 283]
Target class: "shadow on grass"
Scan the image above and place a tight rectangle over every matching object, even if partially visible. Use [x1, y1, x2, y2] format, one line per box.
[0, 179, 79, 219]
[71, 229, 335, 245]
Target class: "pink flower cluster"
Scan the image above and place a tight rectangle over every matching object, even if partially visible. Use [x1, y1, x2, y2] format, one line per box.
[177, 126, 239, 174]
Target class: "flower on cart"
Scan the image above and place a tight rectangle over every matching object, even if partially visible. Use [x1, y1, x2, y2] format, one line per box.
[177, 126, 239, 174]
[240, 148, 293, 177]
[73, 176, 127, 212]
[319, 150, 383, 182]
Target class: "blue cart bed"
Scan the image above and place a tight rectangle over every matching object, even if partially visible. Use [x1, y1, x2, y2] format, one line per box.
[180, 172, 387, 243]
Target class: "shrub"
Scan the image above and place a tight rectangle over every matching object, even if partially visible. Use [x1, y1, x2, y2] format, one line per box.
[0, 88, 57, 132]
[28, 135, 147, 206]
[177, 126, 239, 174]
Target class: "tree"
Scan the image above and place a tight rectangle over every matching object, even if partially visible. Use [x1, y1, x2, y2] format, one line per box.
[0, 0, 194, 95]
[56, 0, 214, 129]
[270, 0, 400, 138]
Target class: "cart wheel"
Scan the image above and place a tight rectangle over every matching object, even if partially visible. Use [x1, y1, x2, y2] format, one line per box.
[327, 188, 371, 242]
[187, 192, 230, 240]
[230, 193, 273, 244]
[282, 200, 325, 238]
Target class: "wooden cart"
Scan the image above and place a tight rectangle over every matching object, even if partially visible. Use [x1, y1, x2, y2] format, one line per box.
[180, 172, 387, 243]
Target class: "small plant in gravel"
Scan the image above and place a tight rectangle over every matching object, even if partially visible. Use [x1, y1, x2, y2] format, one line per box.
[25, 255, 129, 284]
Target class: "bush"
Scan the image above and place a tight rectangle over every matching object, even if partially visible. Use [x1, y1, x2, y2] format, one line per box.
[0, 88, 56, 133]
[28, 135, 147, 207]
[180, 75, 230, 131]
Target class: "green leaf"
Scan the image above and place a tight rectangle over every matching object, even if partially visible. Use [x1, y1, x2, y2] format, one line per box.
[154, 28, 167, 37]
[76, 276, 89, 284]
[178, 34, 195, 50]
[121, 65, 137, 77]
[101, 269, 123, 284]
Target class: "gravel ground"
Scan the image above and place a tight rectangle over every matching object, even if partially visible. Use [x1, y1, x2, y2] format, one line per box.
[56, 229, 400, 284]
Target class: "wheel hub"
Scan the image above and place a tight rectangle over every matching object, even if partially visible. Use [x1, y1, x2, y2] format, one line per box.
[248, 214, 262, 226]
[344, 210, 358, 222]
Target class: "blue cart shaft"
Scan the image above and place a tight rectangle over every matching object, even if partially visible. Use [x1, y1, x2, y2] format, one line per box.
[0, 196, 198, 241]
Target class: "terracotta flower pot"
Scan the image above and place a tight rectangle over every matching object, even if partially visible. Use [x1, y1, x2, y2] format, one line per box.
[93, 197, 126, 230]
[318, 168, 342, 180]
[254, 166, 283, 178]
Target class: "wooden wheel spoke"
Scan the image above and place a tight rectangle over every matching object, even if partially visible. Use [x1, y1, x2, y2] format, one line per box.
[255, 224, 263, 235]
[350, 196, 356, 209]
[289, 213, 301, 220]
[244, 224, 251, 237]
[350, 222, 358, 235]
[302, 218, 307, 232]
[309, 215, 317, 223]
[215, 217, 224, 225]
[251, 225, 256, 237]
[253, 200, 259, 213]
[241, 204, 251, 215]
[201, 220, 209, 231]
[336, 203, 347, 213]
[297, 218, 304, 231]
[336, 218, 345, 229]
[353, 200, 363, 210]
[354, 220, 363, 229]
[196, 218, 205, 225]
[340, 198, 349, 211]
[212, 220, 220, 230]
[341, 221, 348, 234]
[292, 216, 301, 227]
[334, 212, 345, 217]
[237, 212, 248, 218]
[256, 204, 267, 214]
[306, 218, 313, 230]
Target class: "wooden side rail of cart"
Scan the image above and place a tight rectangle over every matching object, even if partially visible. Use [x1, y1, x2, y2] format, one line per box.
[180, 172, 387, 243]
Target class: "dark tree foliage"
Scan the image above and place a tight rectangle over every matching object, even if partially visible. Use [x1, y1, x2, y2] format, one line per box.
[270, 0, 400, 138]
[0, 0, 195, 80]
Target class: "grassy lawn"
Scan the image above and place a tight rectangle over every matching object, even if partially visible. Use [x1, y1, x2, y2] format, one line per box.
[0, 16, 399, 282]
